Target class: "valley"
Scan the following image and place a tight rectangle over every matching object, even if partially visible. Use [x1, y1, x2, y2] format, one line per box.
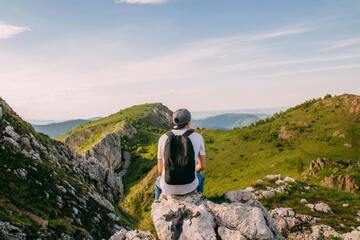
[1, 94, 360, 239]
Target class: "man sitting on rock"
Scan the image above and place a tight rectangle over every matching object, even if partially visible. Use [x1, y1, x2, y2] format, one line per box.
[155, 108, 206, 200]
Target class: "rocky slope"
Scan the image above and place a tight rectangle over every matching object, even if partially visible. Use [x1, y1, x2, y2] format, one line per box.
[0, 97, 130, 239]
[111, 179, 360, 239]
[60, 104, 172, 201]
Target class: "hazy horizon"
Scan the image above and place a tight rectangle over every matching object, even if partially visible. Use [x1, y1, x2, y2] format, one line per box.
[1, 0, 360, 120]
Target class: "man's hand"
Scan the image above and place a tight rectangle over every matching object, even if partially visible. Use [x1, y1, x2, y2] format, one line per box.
[196, 155, 206, 172]
[157, 158, 163, 175]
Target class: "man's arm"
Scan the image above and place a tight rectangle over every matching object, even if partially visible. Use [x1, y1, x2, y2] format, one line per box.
[196, 134, 206, 172]
[196, 155, 206, 172]
[157, 158, 163, 174]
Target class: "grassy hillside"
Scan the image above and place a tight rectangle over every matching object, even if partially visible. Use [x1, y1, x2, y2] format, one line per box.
[59, 103, 170, 153]
[120, 94, 360, 233]
[202, 94, 359, 196]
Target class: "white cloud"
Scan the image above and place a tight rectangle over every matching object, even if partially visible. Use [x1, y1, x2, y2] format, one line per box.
[0, 22, 30, 39]
[114, 0, 167, 4]
[323, 37, 360, 51]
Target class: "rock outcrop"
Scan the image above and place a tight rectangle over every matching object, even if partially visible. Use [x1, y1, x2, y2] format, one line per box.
[270, 208, 317, 235]
[0, 98, 124, 239]
[0, 221, 26, 240]
[150, 192, 280, 240]
[110, 229, 154, 240]
[321, 174, 359, 193]
[307, 158, 359, 193]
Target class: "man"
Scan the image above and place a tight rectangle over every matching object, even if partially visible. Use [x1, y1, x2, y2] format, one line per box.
[155, 108, 206, 200]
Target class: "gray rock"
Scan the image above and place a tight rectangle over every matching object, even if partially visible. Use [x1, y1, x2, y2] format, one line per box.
[0, 221, 26, 240]
[56, 185, 67, 193]
[89, 192, 115, 212]
[151, 192, 280, 240]
[110, 229, 153, 240]
[14, 168, 28, 179]
[342, 229, 360, 240]
[86, 133, 124, 170]
[260, 190, 275, 199]
[266, 174, 281, 181]
[300, 198, 308, 204]
[57, 196, 64, 208]
[305, 202, 332, 213]
[270, 207, 317, 235]
[3, 137, 21, 152]
[284, 176, 295, 183]
[4, 126, 20, 141]
[0, 106, 3, 120]
[224, 190, 253, 202]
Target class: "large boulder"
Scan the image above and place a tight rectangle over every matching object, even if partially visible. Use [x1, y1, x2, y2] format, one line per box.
[151, 192, 281, 240]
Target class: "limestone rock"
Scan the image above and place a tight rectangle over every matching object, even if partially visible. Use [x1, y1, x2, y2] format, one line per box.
[322, 174, 359, 193]
[224, 190, 253, 202]
[86, 133, 124, 170]
[305, 202, 331, 213]
[151, 192, 280, 240]
[270, 207, 317, 235]
[0, 221, 26, 240]
[342, 229, 360, 240]
[266, 174, 281, 181]
[110, 229, 154, 240]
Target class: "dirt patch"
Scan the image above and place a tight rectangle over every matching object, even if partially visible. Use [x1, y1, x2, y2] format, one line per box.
[0, 197, 48, 229]
[279, 126, 292, 140]
[332, 130, 346, 139]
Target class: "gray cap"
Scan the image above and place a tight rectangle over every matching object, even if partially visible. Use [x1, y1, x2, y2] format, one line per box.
[172, 108, 191, 128]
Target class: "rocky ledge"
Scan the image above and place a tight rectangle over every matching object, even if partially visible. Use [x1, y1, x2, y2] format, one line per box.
[112, 191, 281, 240]
[151, 192, 280, 240]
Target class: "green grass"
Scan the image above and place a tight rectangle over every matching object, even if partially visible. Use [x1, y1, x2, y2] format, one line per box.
[118, 94, 360, 233]
[202, 94, 360, 197]
[257, 179, 360, 233]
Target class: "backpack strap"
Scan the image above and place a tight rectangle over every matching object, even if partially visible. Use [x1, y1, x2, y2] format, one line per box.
[165, 130, 174, 139]
[183, 129, 194, 137]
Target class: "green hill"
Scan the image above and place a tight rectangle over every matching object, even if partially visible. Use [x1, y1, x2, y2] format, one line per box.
[59, 103, 171, 153]
[119, 94, 360, 233]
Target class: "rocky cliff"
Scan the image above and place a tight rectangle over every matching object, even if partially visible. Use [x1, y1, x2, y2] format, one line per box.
[0, 97, 128, 239]
[61, 103, 172, 201]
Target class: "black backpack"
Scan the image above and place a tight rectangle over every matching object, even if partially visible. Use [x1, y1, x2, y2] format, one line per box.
[163, 129, 195, 185]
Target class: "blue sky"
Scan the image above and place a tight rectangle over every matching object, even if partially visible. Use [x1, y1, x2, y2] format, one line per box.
[1, 0, 360, 120]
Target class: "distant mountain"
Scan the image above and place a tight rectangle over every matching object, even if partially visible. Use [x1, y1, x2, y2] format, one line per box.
[191, 107, 286, 120]
[192, 113, 265, 130]
[32, 119, 90, 138]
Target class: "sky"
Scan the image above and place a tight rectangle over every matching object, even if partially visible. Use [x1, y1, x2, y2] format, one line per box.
[0, 0, 360, 121]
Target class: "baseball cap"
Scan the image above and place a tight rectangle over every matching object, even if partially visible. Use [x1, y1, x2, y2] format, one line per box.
[172, 108, 191, 129]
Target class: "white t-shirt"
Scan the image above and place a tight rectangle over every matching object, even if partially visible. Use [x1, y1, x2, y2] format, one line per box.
[157, 128, 206, 195]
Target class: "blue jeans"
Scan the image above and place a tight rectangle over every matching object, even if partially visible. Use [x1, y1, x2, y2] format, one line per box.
[155, 172, 205, 200]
